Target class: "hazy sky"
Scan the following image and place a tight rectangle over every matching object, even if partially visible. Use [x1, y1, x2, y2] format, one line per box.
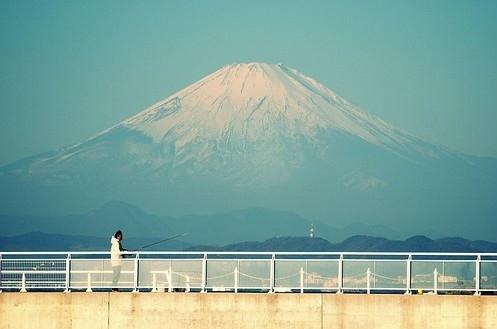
[1, 0, 496, 166]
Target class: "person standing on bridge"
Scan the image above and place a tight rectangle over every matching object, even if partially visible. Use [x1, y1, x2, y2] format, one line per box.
[110, 230, 126, 291]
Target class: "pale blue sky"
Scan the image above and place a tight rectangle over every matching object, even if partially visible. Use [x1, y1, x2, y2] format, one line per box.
[1, 0, 496, 165]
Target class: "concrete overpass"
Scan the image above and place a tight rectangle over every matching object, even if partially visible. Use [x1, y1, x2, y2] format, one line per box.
[1, 292, 497, 329]
[1, 251, 497, 328]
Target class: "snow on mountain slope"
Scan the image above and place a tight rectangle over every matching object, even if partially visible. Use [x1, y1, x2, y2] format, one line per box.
[2, 62, 448, 187]
[119, 63, 419, 150]
[48, 62, 435, 173]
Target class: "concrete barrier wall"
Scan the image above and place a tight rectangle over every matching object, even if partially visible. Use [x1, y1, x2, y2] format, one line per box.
[1, 293, 497, 329]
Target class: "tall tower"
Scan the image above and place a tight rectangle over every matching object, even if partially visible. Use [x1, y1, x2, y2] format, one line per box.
[309, 224, 314, 238]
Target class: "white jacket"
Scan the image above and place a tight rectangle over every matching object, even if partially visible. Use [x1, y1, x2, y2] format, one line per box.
[110, 236, 122, 267]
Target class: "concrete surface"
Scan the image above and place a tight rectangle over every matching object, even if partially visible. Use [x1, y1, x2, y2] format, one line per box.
[1, 292, 496, 329]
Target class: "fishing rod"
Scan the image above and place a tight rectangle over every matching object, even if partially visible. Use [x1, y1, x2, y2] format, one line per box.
[130, 233, 188, 252]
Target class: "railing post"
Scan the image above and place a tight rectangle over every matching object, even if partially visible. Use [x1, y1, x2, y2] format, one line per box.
[475, 255, 481, 296]
[186, 275, 191, 293]
[373, 261, 376, 289]
[442, 261, 445, 290]
[167, 264, 173, 293]
[165, 269, 170, 292]
[300, 267, 304, 294]
[64, 253, 71, 293]
[405, 254, 412, 295]
[269, 253, 275, 293]
[86, 273, 92, 293]
[20, 273, 27, 293]
[366, 268, 371, 294]
[433, 268, 438, 294]
[132, 253, 139, 293]
[234, 266, 238, 293]
[201, 253, 207, 293]
[337, 254, 343, 294]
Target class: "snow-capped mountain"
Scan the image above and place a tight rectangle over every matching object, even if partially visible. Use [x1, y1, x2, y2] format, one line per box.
[122, 63, 412, 151]
[1, 63, 496, 239]
[5, 63, 438, 183]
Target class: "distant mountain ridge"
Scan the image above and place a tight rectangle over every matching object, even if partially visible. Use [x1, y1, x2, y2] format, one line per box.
[0, 201, 440, 245]
[1, 232, 496, 253]
[190, 236, 497, 253]
[2, 200, 493, 252]
[0, 232, 188, 252]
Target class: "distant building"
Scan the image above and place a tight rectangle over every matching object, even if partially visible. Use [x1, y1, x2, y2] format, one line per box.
[309, 224, 314, 238]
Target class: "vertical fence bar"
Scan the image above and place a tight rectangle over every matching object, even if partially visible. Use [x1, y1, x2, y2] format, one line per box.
[475, 255, 481, 295]
[151, 273, 158, 292]
[20, 273, 27, 292]
[86, 273, 92, 293]
[64, 253, 71, 293]
[201, 253, 207, 293]
[300, 267, 304, 294]
[165, 269, 170, 292]
[405, 254, 412, 295]
[338, 254, 343, 294]
[186, 275, 190, 293]
[133, 253, 139, 293]
[365, 268, 369, 294]
[433, 269, 438, 294]
[269, 253, 275, 293]
[442, 261, 445, 290]
[305, 260, 308, 291]
[168, 262, 173, 292]
[373, 261, 376, 289]
[234, 266, 238, 293]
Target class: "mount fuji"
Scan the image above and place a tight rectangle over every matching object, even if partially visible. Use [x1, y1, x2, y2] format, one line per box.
[1, 63, 496, 239]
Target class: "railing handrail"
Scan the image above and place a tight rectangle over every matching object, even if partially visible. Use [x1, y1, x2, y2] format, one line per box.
[1, 250, 496, 294]
[1, 251, 497, 256]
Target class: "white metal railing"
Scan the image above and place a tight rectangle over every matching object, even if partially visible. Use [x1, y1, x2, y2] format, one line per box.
[0, 251, 496, 294]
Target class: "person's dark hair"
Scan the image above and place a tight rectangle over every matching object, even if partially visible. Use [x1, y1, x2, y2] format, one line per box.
[114, 230, 123, 239]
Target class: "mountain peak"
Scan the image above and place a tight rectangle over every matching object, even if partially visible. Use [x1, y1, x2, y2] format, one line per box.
[222, 62, 286, 70]
[117, 62, 415, 158]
